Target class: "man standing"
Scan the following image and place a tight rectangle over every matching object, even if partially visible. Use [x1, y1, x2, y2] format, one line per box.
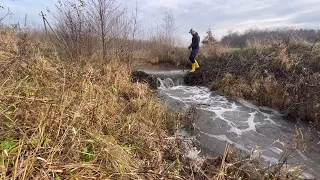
[188, 28, 200, 72]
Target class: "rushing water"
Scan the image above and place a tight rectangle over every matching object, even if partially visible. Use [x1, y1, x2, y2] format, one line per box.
[137, 68, 320, 179]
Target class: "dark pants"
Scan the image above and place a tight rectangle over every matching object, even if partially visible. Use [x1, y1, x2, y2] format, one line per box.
[189, 48, 199, 63]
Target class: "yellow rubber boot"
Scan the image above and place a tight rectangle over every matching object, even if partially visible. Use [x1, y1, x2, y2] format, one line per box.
[195, 60, 200, 68]
[190, 63, 196, 72]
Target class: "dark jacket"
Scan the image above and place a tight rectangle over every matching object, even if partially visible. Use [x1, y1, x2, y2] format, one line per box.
[189, 32, 200, 50]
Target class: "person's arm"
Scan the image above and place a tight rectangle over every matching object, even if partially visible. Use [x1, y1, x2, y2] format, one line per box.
[188, 37, 196, 49]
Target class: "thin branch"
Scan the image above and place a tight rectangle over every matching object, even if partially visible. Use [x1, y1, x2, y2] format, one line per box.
[0, 8, 12, 22]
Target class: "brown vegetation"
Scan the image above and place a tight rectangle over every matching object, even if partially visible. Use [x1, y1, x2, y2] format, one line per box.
[0, 0, 187, 178]
[0, 27, 187, 179]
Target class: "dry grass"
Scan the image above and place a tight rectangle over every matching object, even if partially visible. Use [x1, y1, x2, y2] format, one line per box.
[134, 43, 188, 66]
[0, 27, 183, 180]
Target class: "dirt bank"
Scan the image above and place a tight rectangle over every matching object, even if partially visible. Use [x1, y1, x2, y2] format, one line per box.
[131, 71, 160, 89]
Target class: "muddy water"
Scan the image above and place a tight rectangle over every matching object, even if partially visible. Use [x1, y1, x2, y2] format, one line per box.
[137, 67, 320, 179]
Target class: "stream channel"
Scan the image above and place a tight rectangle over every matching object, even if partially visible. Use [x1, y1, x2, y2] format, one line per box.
[137, 66, 320, 179]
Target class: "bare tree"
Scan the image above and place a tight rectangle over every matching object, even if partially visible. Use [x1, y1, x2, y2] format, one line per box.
[53, 0, 132, 61]
[130, 0, 142, 50]
[159, 10, 177, 47]
[202, 28, 217, 47]
[87, 0, 126, 61]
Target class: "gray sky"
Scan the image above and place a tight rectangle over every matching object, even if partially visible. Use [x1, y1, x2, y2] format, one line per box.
[2, 0, 320, 44]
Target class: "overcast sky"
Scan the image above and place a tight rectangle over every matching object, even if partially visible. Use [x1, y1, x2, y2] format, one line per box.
[2, 0, 320, 44]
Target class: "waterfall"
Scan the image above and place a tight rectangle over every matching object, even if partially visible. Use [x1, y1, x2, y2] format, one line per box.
[157, 78, 175, 88]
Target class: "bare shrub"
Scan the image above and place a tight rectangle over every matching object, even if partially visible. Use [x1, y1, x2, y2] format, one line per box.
[86, 0, 128, 61]
[52, 0, 131, 62]
[54, 0, 95, 61]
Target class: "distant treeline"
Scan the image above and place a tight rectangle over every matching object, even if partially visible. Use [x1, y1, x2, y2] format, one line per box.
[220, 28, 320, 48]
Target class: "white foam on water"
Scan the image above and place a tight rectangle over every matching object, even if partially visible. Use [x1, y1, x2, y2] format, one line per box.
[269, 147, 283, 155]
[259, 106, 282, 115]
[272, 139, 285, 147]
[260, 112, 277, 125]
[177, 129, 204, 165]
[141, 70, 187, 76]
[238, 99, 278, 124]
[163, 86, 266, 136]
[212, 109, 244, 136]
[185, 147, 202, 160]
[261, 155, 280, 164]
[196, 124, 282, 165]
[193, 124, 247, 151]
[242, 111, 258, 133]
[157, 78, 166, 89]
[237, 99, 258, 109]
